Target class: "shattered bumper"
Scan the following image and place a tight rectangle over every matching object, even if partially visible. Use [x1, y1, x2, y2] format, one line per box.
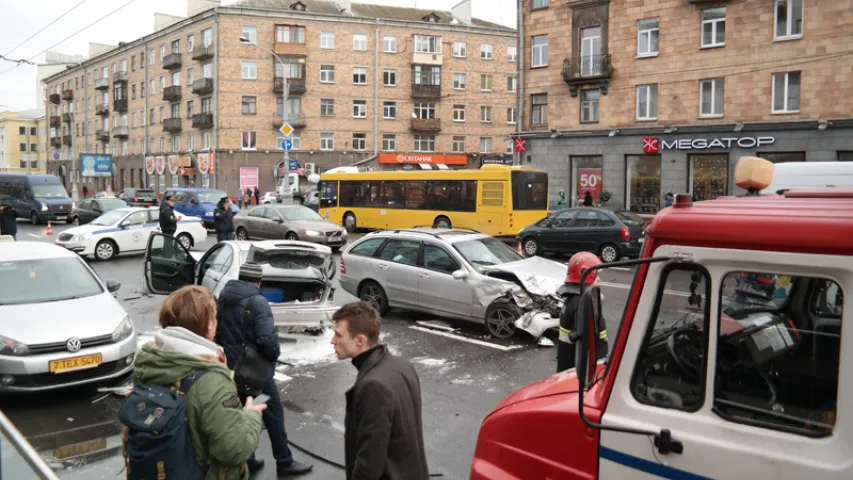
[514, 310, 560, 340]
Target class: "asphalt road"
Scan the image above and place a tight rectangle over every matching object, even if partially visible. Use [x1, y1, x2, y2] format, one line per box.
[1, 220, 696, 479]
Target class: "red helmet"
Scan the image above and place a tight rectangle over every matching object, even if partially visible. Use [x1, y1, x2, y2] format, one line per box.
[565, 252, 603, 285]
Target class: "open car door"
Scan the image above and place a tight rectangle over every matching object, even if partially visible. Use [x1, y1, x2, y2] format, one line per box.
[144, 233, 197, 295]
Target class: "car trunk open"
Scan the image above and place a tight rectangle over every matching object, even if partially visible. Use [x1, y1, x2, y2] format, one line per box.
[246, 242, 335, 308]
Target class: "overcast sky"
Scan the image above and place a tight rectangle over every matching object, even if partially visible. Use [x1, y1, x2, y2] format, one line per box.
[0, 0, 516, 112]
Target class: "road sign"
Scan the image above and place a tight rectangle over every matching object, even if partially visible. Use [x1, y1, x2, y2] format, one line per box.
[279, 122, 294, 137]
[514, 138, 527, 153]
[281, 139, 294, 151]
[289, 159, 299, 171]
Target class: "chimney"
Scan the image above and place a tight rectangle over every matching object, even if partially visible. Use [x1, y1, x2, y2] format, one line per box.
[188, 0, 220, 17]
[336, 0, 353, 15]
[451, 0, 472, 26]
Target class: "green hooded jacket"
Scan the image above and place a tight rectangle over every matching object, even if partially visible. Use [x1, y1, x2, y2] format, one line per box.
[133, 343, 263, 480]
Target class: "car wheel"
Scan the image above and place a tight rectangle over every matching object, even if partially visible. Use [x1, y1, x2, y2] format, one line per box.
[177, 233, 193, 250]
[95, 240, 117, 261]
[30, 211, 39, 225]
[485, 299, 522, 339]
[522, 237, 539, 256]
[236, 228, 249, 241]
[359, 281, 390, 316]
[343, 212, 357, 233]
[433, 216, 451, 229]
[286, 232, 299, 241]
[599, 243, 619, 263]
[71, 216, 80, 226]
[294, 197, 304, 205]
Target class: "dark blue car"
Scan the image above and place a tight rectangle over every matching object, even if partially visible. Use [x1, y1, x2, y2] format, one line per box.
[163, 188, 239, 229]
[0, 173, 74, 225]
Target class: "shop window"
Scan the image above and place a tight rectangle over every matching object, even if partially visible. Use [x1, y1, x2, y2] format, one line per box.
[626, 155, 661, 213]
[838, 152, 853, 162]
[571, 156, 603, 207]
[690, 154, 729, 201]
[757, 152, 805, 163]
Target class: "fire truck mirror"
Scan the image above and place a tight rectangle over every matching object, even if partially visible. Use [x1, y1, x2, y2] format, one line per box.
[575, 285, 602, 389]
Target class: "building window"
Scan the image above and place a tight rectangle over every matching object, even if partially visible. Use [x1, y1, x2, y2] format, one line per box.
[321, 31, 335, 49]
[202, 131, 211, 149]
[414, 135, 435, 152]
[241, 131, 256, 150]
[533, 0, 548, 9]
[171, 71, 180, 86]
[531, 35, 548, 67]
[276, 25, 305, 43]
[382, 134, 396, 152]
[480, 44, 493, 60]
[149, 49, 155, 65]
[636, 84, 658, 120]
[320, 65, 335, 83]
[289, 133, 301, 150]
[159, 46, 165, 62]
[700, 78, 724, 117]
[775, 0, 804, 40]
[453, 41, 466, 58]
[383, 101, 396, 119]
[150, 79, 156, 94]
[131, 56, 136, 71]
[480, 106, 492, 123]
[383, 69, 396, 87]
[453, 105, 466, 122]
[242, 61, 257, 79]
[320, 133, 334, 151]
[772, 71, 801, 113]
[353, 100, 367, 118]
[187, 67, 194, 85]
[353, 67, 367, 85]
[320, 99, 335, 116]
[479, 137, 492, 153]
[201, 97, 211, 113]
[202, 28, 212, 47]
[757, 152, 806, 163]
[187, 35, 194, 52]
[415, 103, 435, 119]
[150, 108, 156, 124]
[353, 33, 368, 51]
[453, 72, 466, 90]
[279, 98, 301, 117]
[241, 26, 257, 43]
[121, 59, 128, 71]
[581, 89, 600, 123]
[413, 65, 441, 85]
[242, 96, 257, 115]
[581, 27, 602, 75]
[690, 154, 729, 201]
[383, 36, 397, 53]
[202, 63, 213, 78]
[414, 35, 441, 54]
[637, 18, 660, 57]
[701, 7, 726, 48]
[480, 74, 493, 91]
[531, 94, 548, 125]
[170, 40, 180, 54]
[452, 136, 465, 153]
[627, 154, 662, 213]
[507, 107, 517, 124]
[507, 76, 517, 93]
[141, 82, 146, 98]
[352, 133, 367, 151]
[187, 100, 194, 118]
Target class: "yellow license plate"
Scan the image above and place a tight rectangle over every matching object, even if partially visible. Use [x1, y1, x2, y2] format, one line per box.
[53, 438, 107, 459]
[49, 353, 102, 373]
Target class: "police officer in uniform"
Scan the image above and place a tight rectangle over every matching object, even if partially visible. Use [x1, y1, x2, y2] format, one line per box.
[557, 252, 609, 373]
[159, 194, 178, 256]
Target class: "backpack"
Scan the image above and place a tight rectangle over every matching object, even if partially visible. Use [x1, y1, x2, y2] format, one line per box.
[119, 370, 209, 480]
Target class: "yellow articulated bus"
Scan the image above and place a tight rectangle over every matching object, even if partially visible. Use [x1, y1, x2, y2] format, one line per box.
[317, 165, 549, 238]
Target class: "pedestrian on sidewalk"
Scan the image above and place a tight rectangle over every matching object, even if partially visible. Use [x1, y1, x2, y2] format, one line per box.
[332, 301, 429, 480]
[215, 263, 313, 477]
[82, 185, 88, 198]
[214, 197, 235, 242]
[253, 187, 260, 206]
[237, 188, 244, 209]
[0, 200, 17, 240]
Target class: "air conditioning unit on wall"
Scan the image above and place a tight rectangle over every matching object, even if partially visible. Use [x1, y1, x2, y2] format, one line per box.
[304, 162, 316, 176]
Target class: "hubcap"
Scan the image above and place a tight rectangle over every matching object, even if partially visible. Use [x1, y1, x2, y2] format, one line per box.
[361, 286, 382, 310]
[487, 309, 517, 338]
[179, 236, 190, 249]
[524, 240, 537, 256]
[97, 243, 113, 259]
[237, 230, 247, 240]
[73, 218, 79, 226]
[602, 246, 617, 262]
[345, 216, 355, 229]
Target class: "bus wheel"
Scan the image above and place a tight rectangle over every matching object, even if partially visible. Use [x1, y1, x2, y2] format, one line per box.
[433, 216, 451, 229]
[343, 212, 357, 233]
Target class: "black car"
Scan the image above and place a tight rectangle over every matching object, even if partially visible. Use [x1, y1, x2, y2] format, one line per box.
[516, 207, 647, 262]
[70, 197, 128, 225]
[117, 188, 159, 207]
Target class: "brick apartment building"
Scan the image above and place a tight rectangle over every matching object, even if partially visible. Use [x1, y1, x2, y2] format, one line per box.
[517, 0, 853, 212]
[43, 0, 517, 195]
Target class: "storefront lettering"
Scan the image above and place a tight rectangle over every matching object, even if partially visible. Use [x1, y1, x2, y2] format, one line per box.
[645, 136, 775, 153]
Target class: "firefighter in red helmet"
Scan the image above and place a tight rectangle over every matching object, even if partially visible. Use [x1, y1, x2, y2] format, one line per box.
[557, 252, 609, 373]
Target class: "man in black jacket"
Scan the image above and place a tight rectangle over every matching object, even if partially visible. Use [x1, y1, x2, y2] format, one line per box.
[214, 262, 312, 477]
[0, 201, 17, 240]
[331, 301, 429, 480]
[213, 196, 234, 242]
[159, 195, 178, 235]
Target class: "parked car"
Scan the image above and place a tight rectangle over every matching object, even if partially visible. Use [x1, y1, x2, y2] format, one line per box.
[515, 207, 647, 262]
[117, 187, 159, 207]
[261, 191, 280, 204]
[142, 233, 338, 335]
[54, 207, 208, 261]
[0, 173, 73, 225]
[0, 242, 136, 392]
[70, 197, 127, 225]
[162, 188, 239, 229]
[299, 189, 320, 212]
[339, 229, 565, 338]
[234, 205, 347, 250]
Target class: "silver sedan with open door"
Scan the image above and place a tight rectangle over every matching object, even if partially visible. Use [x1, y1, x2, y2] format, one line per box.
[142, 233, 339, 336]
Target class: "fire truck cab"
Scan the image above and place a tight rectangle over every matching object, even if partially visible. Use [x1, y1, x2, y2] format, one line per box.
[471, 156, 852, 479]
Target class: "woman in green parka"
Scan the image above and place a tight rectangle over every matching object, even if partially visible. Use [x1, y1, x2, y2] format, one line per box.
[133, 285, 267, 480]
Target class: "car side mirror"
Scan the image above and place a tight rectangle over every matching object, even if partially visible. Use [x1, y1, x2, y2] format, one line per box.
[452, 269, 468, 280]
[106, 280, 121, 293]
[575, 285, 601, 389]
[274, 217, 284, 223]
[189, 198, 197, 204]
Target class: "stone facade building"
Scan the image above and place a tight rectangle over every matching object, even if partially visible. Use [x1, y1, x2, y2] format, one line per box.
[518, 0, 853, 212]
[43, 0, 517, 196]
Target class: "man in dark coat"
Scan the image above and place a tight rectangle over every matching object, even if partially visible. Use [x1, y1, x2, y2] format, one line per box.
[213, 196, 234, 242]
[0, 201, 17, 240]
[159, 194, 178, 236]
[214, 262, 313, 477]
[253, 187, 260, 206]
[331, 301, 429, 480]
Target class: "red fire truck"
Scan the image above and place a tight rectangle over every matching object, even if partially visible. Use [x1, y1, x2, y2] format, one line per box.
[471, 157, 851, 479]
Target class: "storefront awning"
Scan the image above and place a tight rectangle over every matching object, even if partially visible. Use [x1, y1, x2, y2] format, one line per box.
[417, 164, 450, 170]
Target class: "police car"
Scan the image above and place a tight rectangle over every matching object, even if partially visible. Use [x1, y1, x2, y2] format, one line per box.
[54, 207, 208, 261]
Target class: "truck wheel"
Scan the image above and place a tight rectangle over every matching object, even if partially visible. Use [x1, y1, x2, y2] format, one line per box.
[485, 300, 522, 339]
[359, 281, 390, 316]
[433, 216, 451, 229]
[343, 212, 357, 233]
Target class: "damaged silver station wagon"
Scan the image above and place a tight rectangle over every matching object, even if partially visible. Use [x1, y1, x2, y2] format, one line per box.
[338, 229, 565, 340]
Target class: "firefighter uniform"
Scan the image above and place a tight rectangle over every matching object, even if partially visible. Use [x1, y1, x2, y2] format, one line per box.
[556, 252, 610, 373]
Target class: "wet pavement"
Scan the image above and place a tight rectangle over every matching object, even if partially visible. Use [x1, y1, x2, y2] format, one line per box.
[3, 220, 692, 479]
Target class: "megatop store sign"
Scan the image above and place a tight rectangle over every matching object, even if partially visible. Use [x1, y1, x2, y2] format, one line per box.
[643, 136, 775, 153]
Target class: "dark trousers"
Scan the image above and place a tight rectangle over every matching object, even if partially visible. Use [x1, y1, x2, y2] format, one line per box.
[240, 377, 294, 467]
[216, 232, 234, 243]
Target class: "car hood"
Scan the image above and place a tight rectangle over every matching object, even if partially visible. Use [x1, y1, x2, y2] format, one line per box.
[0, 293, 127, 345]
[38, 197, 73, 205]
[290, 219, 342, 232]
[482, 256, 565, 297]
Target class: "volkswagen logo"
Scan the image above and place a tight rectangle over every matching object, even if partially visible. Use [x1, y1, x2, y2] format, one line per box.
[66, 337, 82, 352]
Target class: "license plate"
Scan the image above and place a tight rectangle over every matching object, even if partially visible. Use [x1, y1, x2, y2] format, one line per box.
[56, 216, 67, 220]
[49, 353, 102, 373]
[53, 438, 107, 459]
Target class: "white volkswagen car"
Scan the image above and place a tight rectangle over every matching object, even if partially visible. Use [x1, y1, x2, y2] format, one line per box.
[0, 242, 136, 392]
[54, 207, 208, 261]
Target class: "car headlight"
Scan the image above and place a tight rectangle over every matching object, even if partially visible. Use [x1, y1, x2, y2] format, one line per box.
[40, 203, 48, 212]
[0, 335, 29, 356]
[305, 230, 321, 236]
[112, 316, 134, 342]
[72, 232, 93, 242]
[341, 229, 348, 237]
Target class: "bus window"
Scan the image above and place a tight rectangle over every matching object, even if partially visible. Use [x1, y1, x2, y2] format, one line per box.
[340, 181, 368, 207]
[511, 171, 548, 210]
[319, 181, 338, 208]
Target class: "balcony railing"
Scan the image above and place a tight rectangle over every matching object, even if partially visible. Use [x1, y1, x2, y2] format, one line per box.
[62, 135, 72, 146]
[49, 116, 61, 127]
[192, 46, 214, 61]
[272, 114, 306, 129]
[94, 78, 110, 90]
[410, 117, 441, 132]
[113, 71, 128, 84]
[96, 130, 109, 142]
[61, 89, 73, 101]
[62, 113, 73, 123]
[163, 118, 182, 133]
[192, 113, 213, 129]
[49, 94, 60, 105]
[95, 105, 109, 117]
[163, 86, 182, 102]
[191, 78, 213, 95]
[50, 137, 62, 148]
[113, 127, 129, 138]
[163, 53, 182, 70]
[561, 54, 613, 96]
[411, 83, 441, 101]
[114, 99, 128, 112]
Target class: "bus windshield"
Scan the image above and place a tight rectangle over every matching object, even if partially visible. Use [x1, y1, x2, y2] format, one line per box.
[511, 171, 548, 210]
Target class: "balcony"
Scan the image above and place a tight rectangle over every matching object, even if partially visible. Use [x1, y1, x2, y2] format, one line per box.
[192, 113, 213, 129]
[114, 99, 128, 113]
[274, 77, 306, 95]
[61, 89, 73, 101]
[163, 53, 182, 70]
[163, 85, 182, 102]
[95, 104, 109, 117]
[62, 135, 72, 146]
[163, 118, 182, 133]
[50, 137, 62, 148]
[96, 130, 109, 142]
[272, 114, 306, 129]
[113, 71, 128, 84]
[113, 127, 129, 139]
[49, 93, 60, 105]
[62, 113, 73, 123]
[94, 78, 110, 90]
[412, 51, 443, 66]
[410, 118, 441, 132]
[273, 42, 307, 57]
[192, 46, 214, 61]
[411, 83, 441, 101]
[49, 116, 61, 127]
[561, 54, 613, 97]
[191, 78, 213, 95]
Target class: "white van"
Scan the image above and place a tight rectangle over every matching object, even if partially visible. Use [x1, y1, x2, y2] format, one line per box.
[761, 161, 853, 194]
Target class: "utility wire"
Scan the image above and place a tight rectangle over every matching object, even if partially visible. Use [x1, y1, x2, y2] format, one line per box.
[2, 0, 90, 57]
[0, 54, 36, 66]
